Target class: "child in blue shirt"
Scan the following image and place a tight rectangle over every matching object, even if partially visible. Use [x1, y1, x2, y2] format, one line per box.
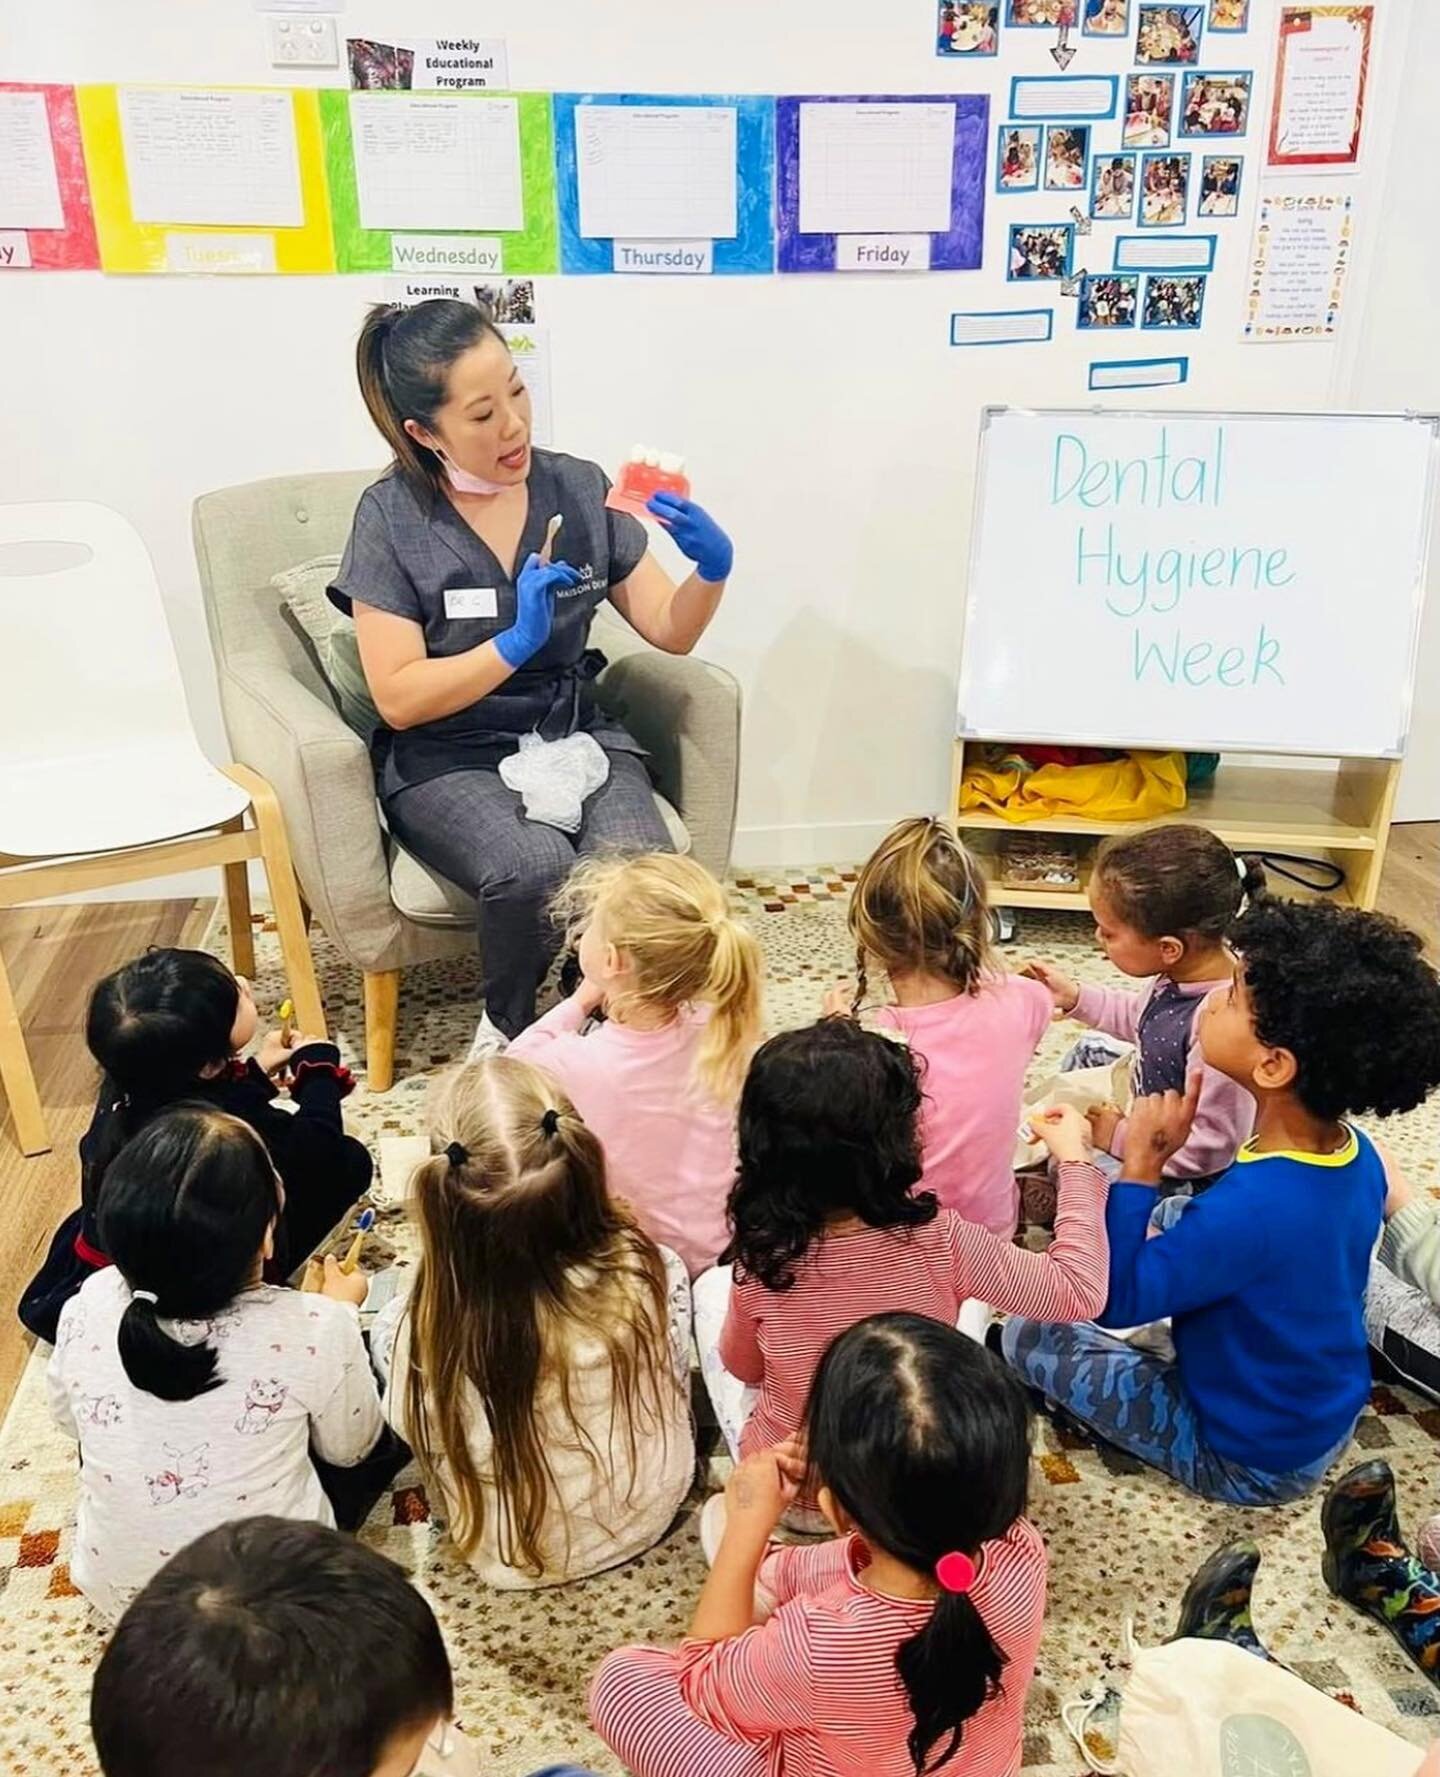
[1003, 896, 1440, 1505]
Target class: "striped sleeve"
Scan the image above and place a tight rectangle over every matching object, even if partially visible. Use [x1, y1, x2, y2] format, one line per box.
[677, 1603, 818, 1738]
[949, 1162, 1110, 1321]
[717, 1277, 765, 1384]
[757, 1536, 853, 1610]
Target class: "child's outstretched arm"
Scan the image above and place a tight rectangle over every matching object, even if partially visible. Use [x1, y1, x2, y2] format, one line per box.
[1105, 1050, 1254, 1179]
[507, 977, 606, 1069]
[952, 1107, 1110, 1321]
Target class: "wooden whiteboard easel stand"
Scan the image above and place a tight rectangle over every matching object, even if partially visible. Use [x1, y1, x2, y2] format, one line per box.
[949, 745, 1402, 913]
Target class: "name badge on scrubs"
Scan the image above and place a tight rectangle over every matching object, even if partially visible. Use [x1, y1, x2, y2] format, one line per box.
[444, 586, 498, 620]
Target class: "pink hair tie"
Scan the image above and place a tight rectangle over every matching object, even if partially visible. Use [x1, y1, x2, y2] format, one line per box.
[935, 1551, 977, 1595]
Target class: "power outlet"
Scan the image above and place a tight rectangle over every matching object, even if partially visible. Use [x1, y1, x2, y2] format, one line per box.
[264, 14, 339, 67]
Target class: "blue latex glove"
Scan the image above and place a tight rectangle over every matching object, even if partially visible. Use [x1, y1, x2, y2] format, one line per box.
[494, 552, 582, 668]
[646, 491, 734, 584]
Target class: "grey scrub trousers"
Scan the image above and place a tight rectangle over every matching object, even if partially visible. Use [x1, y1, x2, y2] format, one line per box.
[328, 450, 672, 1036]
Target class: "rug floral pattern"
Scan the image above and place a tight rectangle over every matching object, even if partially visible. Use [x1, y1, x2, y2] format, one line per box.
[2, 872, 1438, 1775]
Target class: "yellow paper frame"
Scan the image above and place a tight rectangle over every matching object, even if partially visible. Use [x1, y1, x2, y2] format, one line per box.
[76, 83, 335, 274]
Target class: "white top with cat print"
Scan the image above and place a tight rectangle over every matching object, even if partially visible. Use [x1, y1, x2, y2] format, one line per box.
[48, 1267, 384, 1621]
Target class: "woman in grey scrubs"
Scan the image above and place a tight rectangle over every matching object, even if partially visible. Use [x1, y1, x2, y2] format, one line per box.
[329, 299, 734, 1044]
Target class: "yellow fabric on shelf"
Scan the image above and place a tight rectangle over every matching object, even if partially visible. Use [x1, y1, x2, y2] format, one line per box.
[959, 749, 1189, 824]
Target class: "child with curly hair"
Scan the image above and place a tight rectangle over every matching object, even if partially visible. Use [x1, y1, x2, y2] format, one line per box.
[1004, 898, 1440, 1505]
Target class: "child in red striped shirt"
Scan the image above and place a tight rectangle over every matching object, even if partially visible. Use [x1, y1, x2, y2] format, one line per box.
[693, 1017, 1107, 1515]
[590, 1312, 1045, 1777]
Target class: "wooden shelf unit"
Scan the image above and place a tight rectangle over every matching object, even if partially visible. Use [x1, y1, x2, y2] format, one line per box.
[950, 743, 1402, 913]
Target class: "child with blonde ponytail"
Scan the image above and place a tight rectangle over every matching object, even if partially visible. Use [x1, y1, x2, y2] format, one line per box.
[828, 817, 1052, 1237]
[372, 1056, 693, 1588]
[510, 853, 763, 1275]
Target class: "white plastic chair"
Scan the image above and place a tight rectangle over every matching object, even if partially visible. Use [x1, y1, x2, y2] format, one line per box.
[0, 502, 326, 1156]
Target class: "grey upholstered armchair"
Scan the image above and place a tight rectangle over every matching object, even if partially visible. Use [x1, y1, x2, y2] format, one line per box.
[192, 470, 741, 1090]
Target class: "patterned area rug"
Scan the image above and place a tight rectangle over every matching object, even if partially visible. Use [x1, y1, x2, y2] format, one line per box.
[3, 871, 1440, 1776]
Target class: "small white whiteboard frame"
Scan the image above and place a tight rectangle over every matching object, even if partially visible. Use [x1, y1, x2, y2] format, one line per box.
[955, 406, 1440, 760]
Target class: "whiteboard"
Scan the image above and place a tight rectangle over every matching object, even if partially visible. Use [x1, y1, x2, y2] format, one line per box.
[956, 409, 1440, 759]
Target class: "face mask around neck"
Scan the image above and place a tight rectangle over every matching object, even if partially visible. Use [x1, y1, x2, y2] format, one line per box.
[437, 451, 511, 497]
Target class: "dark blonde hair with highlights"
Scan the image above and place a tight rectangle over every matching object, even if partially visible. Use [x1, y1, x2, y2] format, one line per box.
[401, 1057, 678, 1579]
[848, 817, 992, 1011]
[553, 853, 763, 1102]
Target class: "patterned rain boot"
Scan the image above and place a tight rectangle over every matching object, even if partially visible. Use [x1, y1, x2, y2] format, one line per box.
[1322, 1459, 1440, 1686]
[1172, 1539, 1276, 1663]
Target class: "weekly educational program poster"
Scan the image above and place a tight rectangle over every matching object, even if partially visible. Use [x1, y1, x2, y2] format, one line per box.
[0, 83, 99, 270]
[1268, 4, 1373, 169]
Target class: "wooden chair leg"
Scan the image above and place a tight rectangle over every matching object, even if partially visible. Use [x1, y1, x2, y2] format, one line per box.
[222, 765, 326, 1040]
[363, 970, 399, 1094]
[0, 937, 50, 1156]
[221, 820, 256, 979]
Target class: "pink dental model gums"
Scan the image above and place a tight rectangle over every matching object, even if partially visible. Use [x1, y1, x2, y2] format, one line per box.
[605, 445, 691, 520]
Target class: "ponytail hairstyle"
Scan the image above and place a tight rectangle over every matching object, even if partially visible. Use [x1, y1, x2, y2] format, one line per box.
[848, 816, 991, 1011]
[402, 1057, 678, 1578]
[96, 1106, 282, 1403]
[553, 853, 763, 1103]
[1093, 823, 1266, 943]
[805, 1313, 1031, 1775]
[83, 949, 244, 1216]
[355, 298, 508, 502]
[726, 1018, 935, 1291]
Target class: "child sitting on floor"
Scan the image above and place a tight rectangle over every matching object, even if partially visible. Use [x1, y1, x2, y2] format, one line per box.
[694, 1016, 1108, 1518]
[508, 853, 763, 1277]
[90, 1515, 599, 1777]
[1024, 824, 1261, 1195]
[372, 1056, 694, 1588]
[590, 1313, 1045, 1777]
[22, 947, 371, 1342]
[827, 816, 1052, 1236]
[48, 1106, 385, 1620]
[1003, 897, 1440, 1506]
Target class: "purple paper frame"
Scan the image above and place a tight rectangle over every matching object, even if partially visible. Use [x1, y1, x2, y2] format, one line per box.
[776, 93, 989, 273]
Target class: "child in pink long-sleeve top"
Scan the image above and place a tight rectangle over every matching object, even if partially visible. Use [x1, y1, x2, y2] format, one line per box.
[508, 854, 762, 1276]
[591, 1312, 1045, 1777]
[826, 817, 1052, 1237]
[693, 1017, 1107, 1508]
[1025, 824, 1261, 1194]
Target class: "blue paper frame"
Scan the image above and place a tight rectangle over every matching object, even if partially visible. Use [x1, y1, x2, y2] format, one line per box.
[1004, 0, 1068, 25]
[1076, 272, 1140, 329]
[1082, 0, 1133, 38]
[1137, 150, 1191, 228]
[1205, 0, 1250, 31]
[1134, 2, 1204, 65]
[1087, 354, 1190, 388]
[1043, 124, 1091, 195]
[950, 308, 1054, 345]
[1089, 150, 1137, 221]
[1005, 220, 1075, 281]
[1177, 69, 1253, 139]
[1122, 72, 1176, 147]
[994, 123, 1043, 193]
[936, 1, 1001, 55]
[1197, 152, 1244, 218]
[1139, 271, 1207, 328]
[553, 92, 776, 276]
[1114, 231, 1216, 271]
[1009, 75, 1120, 122]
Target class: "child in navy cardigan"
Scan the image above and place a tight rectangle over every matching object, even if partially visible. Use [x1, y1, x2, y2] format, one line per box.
[1003, 897, 1440, 1505]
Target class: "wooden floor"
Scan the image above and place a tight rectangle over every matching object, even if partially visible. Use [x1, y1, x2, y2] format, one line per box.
[0, 896, 213, 1416]
[0, 830, 1435, 1420]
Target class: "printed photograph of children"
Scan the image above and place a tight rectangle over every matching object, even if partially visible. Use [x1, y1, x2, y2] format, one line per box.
[1083, 0, 1131, 34]
[1044, 126, 1090, 191]
[1090, 153, 1137, 219]
[1135, 4, 1203, 62]
[1179, 71, 1252, 135]
[1198, 154, 1242, 216]
[1006, 0, 1067, 22]
[1140, 151, 1190, 225]
[937, 1, 1000, 52]
[346, 38, 416, 89]
[1123, 73, 1175, 147]
[1008, 222, 1073, 279]
[996, 125, 1042, 191]
[1207, 0, 1249, 27]
[1077, 273, 1139, 328]
[1142, 272, 1206, 326]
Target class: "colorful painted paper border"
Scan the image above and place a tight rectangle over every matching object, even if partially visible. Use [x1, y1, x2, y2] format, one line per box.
[1267, 4, 1372, 168]
[321, 88, 558, 275]
[76, 84, 334, 274]
[776, 93, 988, 274]
[0, 84, 99, 270]
[552, 93, 773, 276]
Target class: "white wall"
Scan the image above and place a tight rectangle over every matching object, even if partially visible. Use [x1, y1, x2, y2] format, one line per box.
[2, 0, 1434, 873]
